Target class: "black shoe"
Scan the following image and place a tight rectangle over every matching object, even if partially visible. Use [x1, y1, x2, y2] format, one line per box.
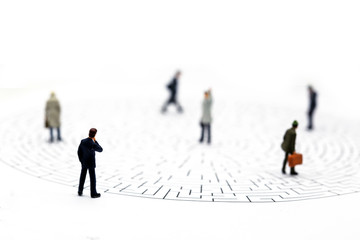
[78, 191, 82, 196]
[282, 169, 286, 174]
[91, 193, 101, 198]
[290, 171, 298, 175]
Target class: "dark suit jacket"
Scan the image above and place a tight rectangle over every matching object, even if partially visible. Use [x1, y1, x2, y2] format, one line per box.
[77, 138, 103, 168]
[281, 128, 296, 153]
[167, 78, 178, 103]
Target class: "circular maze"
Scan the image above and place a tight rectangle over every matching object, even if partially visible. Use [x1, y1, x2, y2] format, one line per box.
[1, 98, 360, 202]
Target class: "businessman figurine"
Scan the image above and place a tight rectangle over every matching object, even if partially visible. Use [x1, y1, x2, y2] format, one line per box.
[307, 85, 317, 130]
[77, 128, 103, 198]
[161, 70, 183, 113]
[281, 121, 298, 175]
[199, 89, 213, 144]
[45, 92, 62, 142]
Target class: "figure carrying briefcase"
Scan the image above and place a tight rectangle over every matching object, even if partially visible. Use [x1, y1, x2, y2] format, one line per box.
[288, 153, 303, 168]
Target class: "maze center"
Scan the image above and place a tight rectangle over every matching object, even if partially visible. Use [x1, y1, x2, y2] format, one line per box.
[1, 95, 360, 203]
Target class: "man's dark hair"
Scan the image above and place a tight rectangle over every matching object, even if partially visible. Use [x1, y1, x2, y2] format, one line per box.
[89, 128, 97, 138]
[292, 120, 298, 128]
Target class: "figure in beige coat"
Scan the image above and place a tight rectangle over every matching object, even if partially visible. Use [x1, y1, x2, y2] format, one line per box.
[45, 92, 61, 142]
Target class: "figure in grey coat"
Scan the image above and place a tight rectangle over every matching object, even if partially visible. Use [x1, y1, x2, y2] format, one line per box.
[45, 92, 61, 142]
[199, 89, 212, 144]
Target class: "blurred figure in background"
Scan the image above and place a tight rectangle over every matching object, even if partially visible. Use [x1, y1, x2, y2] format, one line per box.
[45, 92, 61, 142]
[199, 89, 212, 144]
[161, 70, 183, 113]
[281, 120, 298, 175]
[307, 85, 317, 130]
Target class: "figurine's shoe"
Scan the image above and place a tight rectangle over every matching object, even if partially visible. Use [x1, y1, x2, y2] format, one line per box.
[282, 169, 286, 174]
[290, 171, 298, 175]
[78, 191, 82, 196]
[91, 193, 101, 198]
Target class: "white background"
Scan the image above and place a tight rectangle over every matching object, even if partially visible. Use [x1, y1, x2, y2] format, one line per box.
[1, 0, 360, 118]
[1, 1, 360, 239]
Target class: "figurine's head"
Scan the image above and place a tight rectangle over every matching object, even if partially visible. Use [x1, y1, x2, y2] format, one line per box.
[89, 128, 97, 138]
[292, 120, 298, 128]
[204, 91, 209, 99]
[308, 85, 313, 93]
[175, 70, 181, 78]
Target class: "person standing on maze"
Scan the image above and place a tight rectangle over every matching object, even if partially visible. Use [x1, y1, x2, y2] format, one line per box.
[281, 120, 299, 175]
[199, 89, 213, 144]
[161, 70, 183, 113]
[307, 85, 317, 130]
[77, 128, 103, 198]
[45, 92, 62, 142]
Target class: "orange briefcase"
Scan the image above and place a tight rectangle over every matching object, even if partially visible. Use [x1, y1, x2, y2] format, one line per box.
[288, 153, 303, 167]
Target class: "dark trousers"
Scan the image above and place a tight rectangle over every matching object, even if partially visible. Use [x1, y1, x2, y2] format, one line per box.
[308, 108, 315, 129]
[199, 123, 211, 143]
[78, 167, 97, 195]
[162, 95, 183, 112]
[50, 127, 61, 142]
[282, 152, 295, 172]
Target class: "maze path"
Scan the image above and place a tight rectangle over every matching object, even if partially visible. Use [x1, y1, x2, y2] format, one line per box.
[1, 98, 360, 202]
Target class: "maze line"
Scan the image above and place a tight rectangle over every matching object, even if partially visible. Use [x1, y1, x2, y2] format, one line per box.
[1, 99, 360, 202]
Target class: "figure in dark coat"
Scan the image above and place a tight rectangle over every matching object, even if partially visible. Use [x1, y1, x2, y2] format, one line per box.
[161, 71, 183, 113]
[281, 121, 298, 175]
[307, 85, 317, 130]
[77, 128, 103, 198]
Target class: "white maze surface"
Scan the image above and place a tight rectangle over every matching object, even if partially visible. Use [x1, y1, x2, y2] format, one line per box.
[1, 97, 360, 203]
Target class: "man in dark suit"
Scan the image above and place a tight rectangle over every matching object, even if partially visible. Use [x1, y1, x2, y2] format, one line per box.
[161, 70, 183, 113]
[307, 85, 317, 130]
[77, 128, 103, 198]
[281, 121, 298, 175]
